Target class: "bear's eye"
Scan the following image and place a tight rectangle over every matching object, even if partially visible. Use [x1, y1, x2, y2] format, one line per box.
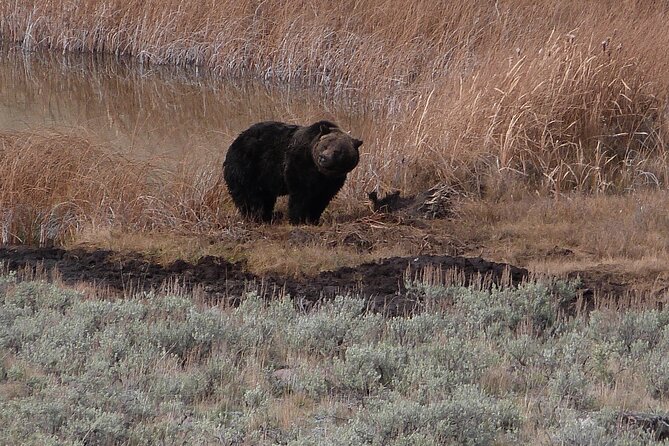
[318, 155, 327, 164]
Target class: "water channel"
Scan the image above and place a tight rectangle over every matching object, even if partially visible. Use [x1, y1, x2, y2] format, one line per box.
[0, 45, 368, 170]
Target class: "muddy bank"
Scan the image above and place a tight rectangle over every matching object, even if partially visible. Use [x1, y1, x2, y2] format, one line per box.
[0, 246, 531, 313]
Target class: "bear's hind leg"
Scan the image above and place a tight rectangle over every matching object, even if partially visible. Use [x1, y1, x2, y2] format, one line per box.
[258, 193, 278, 223]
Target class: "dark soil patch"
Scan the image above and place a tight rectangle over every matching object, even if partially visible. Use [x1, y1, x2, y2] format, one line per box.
[568, 266, 669, 311]
[0, 246, 529, 313]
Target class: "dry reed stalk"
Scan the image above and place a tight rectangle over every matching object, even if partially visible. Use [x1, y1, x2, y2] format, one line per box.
[1, 1, 666, 100]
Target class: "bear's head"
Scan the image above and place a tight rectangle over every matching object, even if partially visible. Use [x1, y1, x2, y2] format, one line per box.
[311, 122, 362, 177]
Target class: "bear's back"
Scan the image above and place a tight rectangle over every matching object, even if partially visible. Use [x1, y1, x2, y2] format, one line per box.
[224, 121, 301, 196]
[233, 121, 299, 154]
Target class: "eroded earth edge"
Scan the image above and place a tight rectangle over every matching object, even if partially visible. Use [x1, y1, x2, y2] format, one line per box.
[0, 245, 650, 314]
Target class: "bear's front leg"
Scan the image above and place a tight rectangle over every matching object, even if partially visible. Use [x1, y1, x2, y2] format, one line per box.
[287, 194, 316, 225]
[287, 191, 333, 225]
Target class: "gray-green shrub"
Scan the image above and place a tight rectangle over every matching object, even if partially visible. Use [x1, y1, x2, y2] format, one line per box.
[1, 273, 668, 445]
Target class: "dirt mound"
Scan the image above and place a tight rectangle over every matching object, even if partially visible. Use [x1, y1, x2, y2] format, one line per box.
[0, 246, 528, 313]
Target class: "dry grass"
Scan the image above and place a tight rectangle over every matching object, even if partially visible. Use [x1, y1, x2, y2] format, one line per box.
[0, 130, 227, 245]
[1, 0, 668, 195]
[2, 1, 669, 283]
[6, 126, 669, 282]
[456, 192, 669, 265]
[6, 127, 669, 290]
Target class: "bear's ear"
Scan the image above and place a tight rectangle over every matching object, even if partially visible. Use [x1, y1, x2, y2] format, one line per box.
[315, 121, 336, 138]
[353, 139, 363, 149]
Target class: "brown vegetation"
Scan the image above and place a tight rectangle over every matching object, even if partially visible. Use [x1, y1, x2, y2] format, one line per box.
[2, 1, 669, 285]
[0, 131, 227, 246]
[1, 0, 668, 194]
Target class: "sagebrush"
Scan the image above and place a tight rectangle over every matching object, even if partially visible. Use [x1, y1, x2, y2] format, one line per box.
[1, 273, 668, 444]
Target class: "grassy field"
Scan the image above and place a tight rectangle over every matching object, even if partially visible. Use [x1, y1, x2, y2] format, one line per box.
[6, 127, 669, 281]
[1, 272, 668, 445]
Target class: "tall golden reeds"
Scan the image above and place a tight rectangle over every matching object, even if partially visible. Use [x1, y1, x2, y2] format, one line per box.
[1, 0, 669, 201]
[0, 131, 225, 245]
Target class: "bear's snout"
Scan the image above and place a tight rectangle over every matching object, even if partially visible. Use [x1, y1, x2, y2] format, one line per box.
[318, 153, 336, 168]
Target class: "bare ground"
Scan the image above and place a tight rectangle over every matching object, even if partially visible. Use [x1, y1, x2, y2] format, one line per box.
[1, 241, 663, 316]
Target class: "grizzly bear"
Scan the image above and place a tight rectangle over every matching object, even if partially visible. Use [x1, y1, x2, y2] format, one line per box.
[223, 120, 362, 225]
